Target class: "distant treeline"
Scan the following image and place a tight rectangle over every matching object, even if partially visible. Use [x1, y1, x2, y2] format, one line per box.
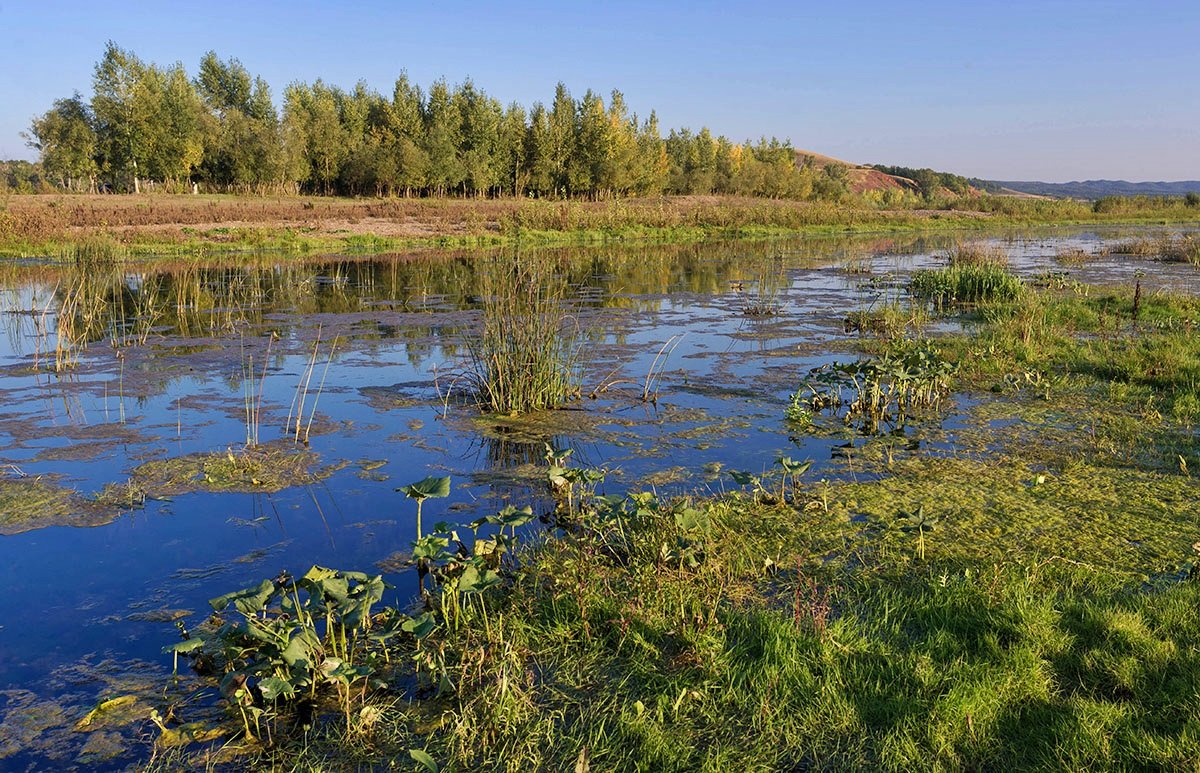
[869, 165, 973, 198]
[22, 42, 851, 200]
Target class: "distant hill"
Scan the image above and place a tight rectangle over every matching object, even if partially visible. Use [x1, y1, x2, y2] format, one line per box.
[984, 179, 1200, 199]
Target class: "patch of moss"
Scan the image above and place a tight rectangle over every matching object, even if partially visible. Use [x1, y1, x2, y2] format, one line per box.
[827, 456, 1200, 575]
[0, 477, 113, 535]
[96, 442, 344, 504]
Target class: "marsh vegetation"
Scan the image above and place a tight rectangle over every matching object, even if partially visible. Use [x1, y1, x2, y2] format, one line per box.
[0, 229, 1198, 769]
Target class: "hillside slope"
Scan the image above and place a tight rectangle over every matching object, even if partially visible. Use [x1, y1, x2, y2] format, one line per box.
[990, 179, 1200, 199]
[795, 150, 921, 195]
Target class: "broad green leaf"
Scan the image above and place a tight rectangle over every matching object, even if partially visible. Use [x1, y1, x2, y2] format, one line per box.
[776, 456, 813, 475]
[729, 471, 758, 486]
[209, 578, 277, 615]
[674, 507, 709, 534]
[401, 612, 437, 639]
[163, 637, 206, 654]
[496, 505, 535, 528]
[398, 475, 451, 501]
[281, 628, 321, 668]
[257, 676, 295, 702]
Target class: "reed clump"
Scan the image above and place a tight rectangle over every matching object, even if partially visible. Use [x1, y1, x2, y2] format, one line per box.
[1053, 247, 1096, 266]
[942, 241, 1008, 267]
[910, 262, 1025, 308]
[1108, 234, 1200, 265]
[464, 252, 582, 414]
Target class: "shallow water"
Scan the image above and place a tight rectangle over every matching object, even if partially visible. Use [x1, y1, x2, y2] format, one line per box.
[0, 226, 1196, 767]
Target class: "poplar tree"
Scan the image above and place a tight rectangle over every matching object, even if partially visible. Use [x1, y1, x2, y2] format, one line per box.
[497, 103, 528, 195]
[422, 79, 463, 196]
[25, 94, 98, 191]
[92, 42, 149, 191]
[524, 103, 553, 196]
[547, 83, 576, 196]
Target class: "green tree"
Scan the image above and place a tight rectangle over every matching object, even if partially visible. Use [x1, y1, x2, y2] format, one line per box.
[196, 52, 252, 114]
[283, 81, 348, 194]
[604, 90, 638, 195]
[547, 83, 576, 195]
[147, 63, 207, 186]
[634, 111, 668, 195]
[497, 102, 528, 195]
[524, 103, 553, 196]
[454, 79, 501, 196]
[422, 79, 464, 195]
[91, 41, 149, 191]
[572, 89, 606, 195]
[25, 93, 98, 191]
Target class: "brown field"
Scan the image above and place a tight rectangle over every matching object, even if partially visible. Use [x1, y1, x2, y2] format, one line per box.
[0, 193, 957, 248]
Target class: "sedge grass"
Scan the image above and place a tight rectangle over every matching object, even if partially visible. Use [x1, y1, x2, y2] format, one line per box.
[910, 262, 1025, 308]
[463, 252, 583, 414]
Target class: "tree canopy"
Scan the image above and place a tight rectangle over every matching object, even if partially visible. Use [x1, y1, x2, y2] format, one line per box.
[26, 42, 847, 201]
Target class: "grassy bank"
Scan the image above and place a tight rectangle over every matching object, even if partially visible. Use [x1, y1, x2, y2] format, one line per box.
[149, 277, 1200, 770]
[156, 467, 1200, 771]
[3, 193, 1200, 263]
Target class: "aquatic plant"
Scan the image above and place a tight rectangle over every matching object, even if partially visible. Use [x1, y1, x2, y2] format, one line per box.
[896, 505, 939, 561]
[843, 302, 929, 340]
[775, 456, 813, 502]
[462, 253, 583, 414]
[286, 331, 339, 444]
[398, 475, 451, 540]
[1053, 247, 1097, 266]
[790, 340, 956, 434]
[1108, 234, 1200, 265]
[736, 254, 787, 316]
[642, 334, 685, 403]
[545, 443, 606, 518]
[164, 566, 397, 739]
[942, 241, 1008, 267]
[909, 262, 1024, 308]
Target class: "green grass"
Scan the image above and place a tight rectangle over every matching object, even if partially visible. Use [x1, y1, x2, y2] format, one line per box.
[462, 253, 583, 414]
[147, 276, 1200, 771]
[162, 464, 1200, 771]
[910, 263, 1026, 307]
[938, 288, 1200, 422]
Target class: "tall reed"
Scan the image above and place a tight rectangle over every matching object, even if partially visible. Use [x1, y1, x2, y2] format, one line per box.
[465, 252, 582, 414]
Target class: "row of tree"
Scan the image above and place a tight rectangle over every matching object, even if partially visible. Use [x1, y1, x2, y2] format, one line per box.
[26, 43, 848, 201]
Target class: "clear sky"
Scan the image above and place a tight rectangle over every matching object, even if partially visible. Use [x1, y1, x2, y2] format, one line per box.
[1, 0, 1197, 182]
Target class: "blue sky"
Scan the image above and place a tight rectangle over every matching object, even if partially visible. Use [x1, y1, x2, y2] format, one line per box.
[2, 0, 1197, 181]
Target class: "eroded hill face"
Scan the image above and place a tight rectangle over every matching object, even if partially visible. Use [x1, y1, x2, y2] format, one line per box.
[795, 149, 921, 195]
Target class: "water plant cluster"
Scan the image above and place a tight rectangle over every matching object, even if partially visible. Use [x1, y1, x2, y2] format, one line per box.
[1107, 233, 1200, 265]
[788, 340, 956, 434]
[458, 253, 583, 414]
[909, 262, 1025, 308]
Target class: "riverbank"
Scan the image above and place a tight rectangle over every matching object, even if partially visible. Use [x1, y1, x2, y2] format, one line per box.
[148, 279, 1200, 771]
[3, 193, 1200, 263]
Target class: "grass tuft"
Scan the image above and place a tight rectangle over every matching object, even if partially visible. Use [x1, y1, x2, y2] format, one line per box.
[910, 262, 1025, 308]
[461, 253, 583, 414]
